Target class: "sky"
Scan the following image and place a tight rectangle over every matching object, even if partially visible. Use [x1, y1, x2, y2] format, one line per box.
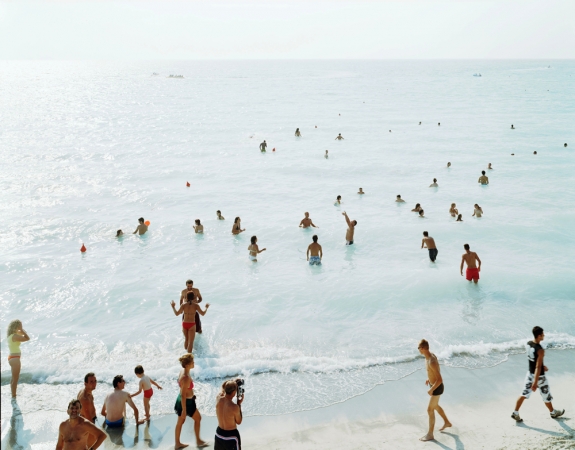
[1, 1, 574, 59]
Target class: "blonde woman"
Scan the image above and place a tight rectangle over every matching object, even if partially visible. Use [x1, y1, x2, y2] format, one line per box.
[174, 353, 208, 449]
[6, 320, 30, 398]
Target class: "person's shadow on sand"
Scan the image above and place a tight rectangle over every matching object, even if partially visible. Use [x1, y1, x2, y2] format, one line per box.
[440, 431, 465, 450]
[143, 421, 170, 449]
[516, 421, 567, 438]
[4, 399, 33, 450]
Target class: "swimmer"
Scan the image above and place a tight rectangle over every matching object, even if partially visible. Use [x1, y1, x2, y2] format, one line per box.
[180, 280, 203, 334]
[478, 170, 489, 185]
[307, 235, 323, 265]
[131, 365, 163, 421]
[171, 293, 209, 352]
[472, 204, 483, 217]
[334, 195, 342, 206]
[419, 210, 425, 218]
[56, 400, 107, 450]
[295, 128, 301, 137]
[396, 195, 405, 203]
[7, 320, 29, 398]
[335, 133, 344, 140]
[259, 140, 267, 152]
[534, 151, 537, 155]
[438, 122, 440, 126]
[511, 153, 515, 155]
[418, 340, 452, 442]
[116, 230, 124, 237]
[488, 163, 493, 170]
[232, 217, 245, 235]
[358, 188, 365, 195]
[447, 162, 451, 168]
[101, 375, 145, 427]
[449, 203, 458, 217]
[389, 130, 392, 133]
[456, 214, 463, 222]
[133, 217, 148, 235]
[460, 243, 481, 283]
[78, 373, 98, 423]
[248, 236, 266, 262]
[315, 125, 317, 128]
[325, 150, 329, 159]
[193, 219, 204, 234]
[217, 210, 225, 220]
[419, 122, 422, 125]
[412, 203, 422, 212]
[429, 178, 438, 188]
[421, 232, 438, 262]
[342, 211, 357, 245]
[511, 124, 515, 129]
[565, 143, 568, 147]
[299, 212, 318, 228]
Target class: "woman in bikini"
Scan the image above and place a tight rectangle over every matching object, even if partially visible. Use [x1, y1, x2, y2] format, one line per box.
[171, 293, 209, 353]
[248, 235, 266, 262]
[472, 204, 483, 218]
[232, 217, 245, 235]
[6, 319, 30, 398]
[449, 203, 458, 217]
[174, 353, 208, 449]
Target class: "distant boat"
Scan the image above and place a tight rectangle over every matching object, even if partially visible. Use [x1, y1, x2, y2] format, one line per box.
[473, 73, 482, 77]
[168, 75, 184, 78]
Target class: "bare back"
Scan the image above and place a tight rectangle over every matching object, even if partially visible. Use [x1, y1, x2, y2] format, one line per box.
[104, 390, 132, 422]
[422, 237, 436, 249]
[462, 251, 479, 269]
[216, 394, 240, 431]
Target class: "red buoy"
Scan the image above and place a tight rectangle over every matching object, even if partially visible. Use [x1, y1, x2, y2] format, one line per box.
[80, 244, 86, 253]
[186, 182, 190, 187]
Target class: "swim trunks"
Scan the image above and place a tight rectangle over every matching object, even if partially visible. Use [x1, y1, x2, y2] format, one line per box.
[182, 322, 196, 330]
[144, 388, 154, 399]
[215, 427, 241, 450]
[105, 417, 124, 428]
[521, 372, 553, 402]
[174, 394, 197, 418]
[428, 249, 438, 262]
[346, 240, 354, 246]
[249, 255, 256, 261]
[432, 383, 444, 396]
[309, 256, 321, 266]
[466, 268, 479, 281]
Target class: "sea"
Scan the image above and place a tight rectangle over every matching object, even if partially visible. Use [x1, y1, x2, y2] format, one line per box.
[1, 60, 574, 424]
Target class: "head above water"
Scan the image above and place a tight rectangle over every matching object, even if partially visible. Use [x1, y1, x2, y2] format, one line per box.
[138, 217, 144, 224]
[337, 195, 341, 200]
[179, 353, 194, 368]
[482, 170, 486, 175]
[312, 235, 318, 242]
[433, 178, 437, 182]
[234, 217, 240, 224]
[217, 210, 221, 215]
[423, 231, 429, 237]
[415, 203, 420, 208]
[195, 219, 201, 225]
[447, 162, 451, 167]
[251, 235, 257, 244]
[397, 195, 401, 198]
[116, 230, 122, 236]
[419, 210, 424, 216]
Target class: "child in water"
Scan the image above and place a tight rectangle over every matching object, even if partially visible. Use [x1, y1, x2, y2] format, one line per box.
[131, 365, 163, 421]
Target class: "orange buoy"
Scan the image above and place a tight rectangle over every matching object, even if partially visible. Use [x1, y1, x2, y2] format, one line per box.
[80, 244, 86, 253]
[144, 220, 150, 226]
[186, 182, 190, 187]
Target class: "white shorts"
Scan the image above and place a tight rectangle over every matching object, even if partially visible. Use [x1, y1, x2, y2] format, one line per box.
[520, 371, 553, 403]
[249, 255, 256, 261]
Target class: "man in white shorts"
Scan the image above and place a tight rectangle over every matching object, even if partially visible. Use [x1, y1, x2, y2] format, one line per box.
[511, 326, 565, 422]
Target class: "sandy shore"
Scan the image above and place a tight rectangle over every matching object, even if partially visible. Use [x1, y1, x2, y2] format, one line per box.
[2, 349, 574, 449]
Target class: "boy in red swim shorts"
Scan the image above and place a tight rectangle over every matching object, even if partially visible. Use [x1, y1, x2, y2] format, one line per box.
[131, 365, 163, 421]
[460, 244, 481, 284]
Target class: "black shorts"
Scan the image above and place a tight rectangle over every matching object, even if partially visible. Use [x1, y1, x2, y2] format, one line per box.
[432, 383, 444, 396]
[174, 395, 197, 418]
[215, 427, 241, 450]
[428, 249, 438, 261]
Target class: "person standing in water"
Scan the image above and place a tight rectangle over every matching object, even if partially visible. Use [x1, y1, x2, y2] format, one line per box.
[232, 217, 245, 235]
[307, 235, 323, 265]
[215, 380, 244, 450]
[56, 400, 107, 450]
[133, 217, 148, 235]
[429, 178, 438, 188]
[488, 163, 493, 170]
[259, 140, 267, 152]
[101, 375, 145, 427]
[335, 133, 344, 140]
[334, 195, 342, 206]
[78, 373, 98, 423]
[478, 170, 489, 185]
[421, 232, 438, 262]
[217, 210, 225, 220]
[461, 243, 481, 283]
[419, 210, 425, 218]
[174, 353, 209, 449]
[193, 219, 204, 234]
[171, 293, 209, 352]
[449, 203, 458, 217]
[511, 326, 565, 422]
[299, 212, 318, 228]
[396, 195, 405, 203]
[456, 214, 463, 222]
[342, 212, 356, 245]
[358, 188, 365, 195]
[116, 230, 124, 237]
[418, 339, 452, 442]
[6, 319, 29, 398]
[447, 162, 451, 168]
[295, 128, 301, 137]
[325, 150, 329, 159]
[412, 203, 422, 212]
[472, 204, 483, 217]
[248, 236, 266, 262]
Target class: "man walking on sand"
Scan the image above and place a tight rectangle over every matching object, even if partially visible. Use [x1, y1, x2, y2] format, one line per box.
[460, 244, 481, 283]
[421, 232, 438, 262]
[511, 326, 565, 422]
[418, 339, 451, 442]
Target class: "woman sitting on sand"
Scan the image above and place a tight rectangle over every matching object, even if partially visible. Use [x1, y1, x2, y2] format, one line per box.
[7, 320, 30, 398]
[232, 217, 245, 235]
[449, 203, 458, 217]
[472, 204, 483, 218]
[412, 203, 422, 212]
[174, 353, 208, 449]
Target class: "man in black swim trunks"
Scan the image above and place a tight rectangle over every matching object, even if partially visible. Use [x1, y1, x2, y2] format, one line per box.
[418, 339, 451, 441]
[215, 380, 244, 450]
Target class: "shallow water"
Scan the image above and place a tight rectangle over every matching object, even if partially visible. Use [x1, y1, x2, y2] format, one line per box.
[1, 60, 575, 419]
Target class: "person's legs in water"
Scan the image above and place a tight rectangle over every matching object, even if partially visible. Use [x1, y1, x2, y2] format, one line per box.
[144, 397, 150, 420]
[192, 409, 207, 447]
[9, 358, 21, 398]
[182, 326, 188, 351]
[187, 326, 196, 353]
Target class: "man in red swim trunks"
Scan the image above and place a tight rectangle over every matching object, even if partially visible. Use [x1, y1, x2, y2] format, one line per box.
[460, 243, 481, 283]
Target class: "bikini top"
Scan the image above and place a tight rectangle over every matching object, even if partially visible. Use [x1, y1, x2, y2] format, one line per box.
[178, 376, 194, 390]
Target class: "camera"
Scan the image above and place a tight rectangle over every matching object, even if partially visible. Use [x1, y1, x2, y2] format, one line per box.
[235, 378, 245, 397]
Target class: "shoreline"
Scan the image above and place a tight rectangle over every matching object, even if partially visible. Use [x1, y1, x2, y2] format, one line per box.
[2, 349, 574, 449]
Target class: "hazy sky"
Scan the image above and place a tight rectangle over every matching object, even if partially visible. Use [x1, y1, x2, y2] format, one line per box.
[1, 1, 574, 59]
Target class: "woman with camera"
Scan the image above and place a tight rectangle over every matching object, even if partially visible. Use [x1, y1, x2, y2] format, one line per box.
[174, 353, 208, 449]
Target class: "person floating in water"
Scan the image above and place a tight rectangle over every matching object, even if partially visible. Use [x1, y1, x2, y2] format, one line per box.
[461, 243, 481, 283]
[396, 195, 405, 203]
[248, 236, 266, 262]
[412, 203, 422, 212]
[133, 218, 148, 235]
[472, 204, 483, 217]
[488, 163, 493, 170]
[232, 217, 245, 235]
[116, 230, 124, 237]
[299, 212, 318, 228]
[295, 128, 301, 137]
[456, 214, 463, 222]
[438, 122, 440, 126]
[342, 212, 356, 245]
[429, 178, 438, 188]
[511, 124, 515, 129]
[325, 150, 329, 159]
[259, 140, 267, 152]
[478, 170, 489, 185]
[334, 195, 342, 206]
[419, 122, 422, 125]
[193, 219, 203, 234]
[447, 162, 451, 168]
[417, 339, 452, 441]
[307, 235, 323, 265]
[419, 210, 425, 218]
[217, 210, 225, 220]
[449, 203, 458, 217]
[335, 133, 344, 140]
[421, 231, 438, 262]
[358, 188, 365, 195]
[565, 143, 568, 147]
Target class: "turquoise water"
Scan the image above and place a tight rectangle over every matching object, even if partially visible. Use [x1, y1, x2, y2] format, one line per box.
[1, 61, 574, 421]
